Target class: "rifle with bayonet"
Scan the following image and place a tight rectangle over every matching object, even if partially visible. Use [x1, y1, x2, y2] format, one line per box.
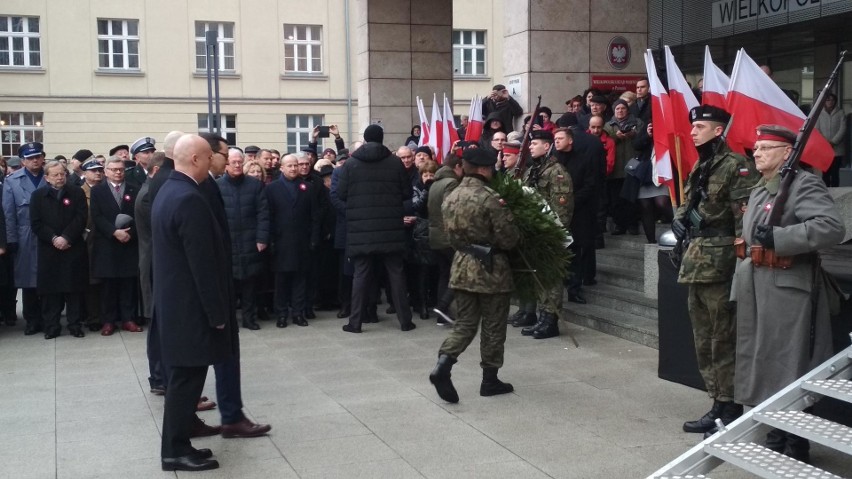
[512, 95, 543, 180]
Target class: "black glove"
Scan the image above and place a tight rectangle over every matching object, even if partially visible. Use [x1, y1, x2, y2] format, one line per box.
[7, 242, 17, 255]
[754, 224, 775, 249]
[672, 218, 687, 241]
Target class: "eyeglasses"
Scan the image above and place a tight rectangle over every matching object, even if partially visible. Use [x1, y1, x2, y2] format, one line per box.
[105, 167, 125, 172]
[752, 145, 790, 152]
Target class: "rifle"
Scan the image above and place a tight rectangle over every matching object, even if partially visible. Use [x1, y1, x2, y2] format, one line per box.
[669, 117, 733, 269]
[764, 50, 847, 228]
[512, 95, 543, 180]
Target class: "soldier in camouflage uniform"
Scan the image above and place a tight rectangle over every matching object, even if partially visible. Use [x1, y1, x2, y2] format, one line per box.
[429, 148, 521, 403]
[672, 105, 759, 436]
[519, 130, 573, 340]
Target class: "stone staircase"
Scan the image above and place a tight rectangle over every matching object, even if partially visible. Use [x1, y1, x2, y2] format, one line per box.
[562, 231, 662, 349]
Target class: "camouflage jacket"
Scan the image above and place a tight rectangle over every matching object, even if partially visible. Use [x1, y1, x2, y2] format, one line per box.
[524, 155, 574, 229]
[676, 144, 759, 284]
[443, 175, 521, 293]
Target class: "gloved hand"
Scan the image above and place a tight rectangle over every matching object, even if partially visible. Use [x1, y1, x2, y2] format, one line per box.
[7, 242, 18, 255]
[754, 224, 775, 249]
[672, 218, 687, 241]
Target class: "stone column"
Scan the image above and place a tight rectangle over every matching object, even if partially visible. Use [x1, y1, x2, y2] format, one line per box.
[503, 0, 649, 113]
[354, 0, 452, 147]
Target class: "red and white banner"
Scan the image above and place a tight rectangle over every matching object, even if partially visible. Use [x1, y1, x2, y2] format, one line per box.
[416, 96, 430, 147]
[441, 94, 459, 163]
[644, 50, 674, 183]
[664, 46, 700, 177]
[464, 95, 483, 143]
[701, 46, 729, 110]
[427, 94, 443, 160]
[726, 48, 834, 172]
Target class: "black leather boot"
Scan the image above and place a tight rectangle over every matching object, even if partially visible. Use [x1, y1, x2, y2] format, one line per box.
[429, 354, 459, 403]
[532, 313, 560, 339]
[511, 311, 537, 328]
[480, 367, 514, 396]
[683, 400, 724, 433]
[702, 402, 744, 438]
[521, 313, 545, 336]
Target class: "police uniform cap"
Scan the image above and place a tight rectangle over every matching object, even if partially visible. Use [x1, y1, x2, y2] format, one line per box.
[244, 145, 260, 154]
[756, 124, 796, 144]
[81, 159, 104, 171]
[108, 144, 129, 156]
[130, 137, 156, 155]
[689, 105, 731, 124]
[462, 147, 496, 167]
[18, 142, 44, 159]
[529, 130, 554, 143]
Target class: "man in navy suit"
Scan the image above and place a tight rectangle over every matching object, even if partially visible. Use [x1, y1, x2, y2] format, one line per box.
[153, 134, 232, 471]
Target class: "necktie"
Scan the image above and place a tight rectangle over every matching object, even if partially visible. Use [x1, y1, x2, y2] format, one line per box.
[114, 184, 122, 205]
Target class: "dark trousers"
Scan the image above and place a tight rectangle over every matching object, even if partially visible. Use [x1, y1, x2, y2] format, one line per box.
[316, 243, 339, 308]
[235, 276, 258, 323]
[337, 251, 352, 310]
[22, 287, 41, 326]
[83, 282, 102, 327]
[274, 271, 306, 319]
[147, 315, 166, 390]
[434, 248, 454, 311]
[349, 253, 411, 328]
[606, 178, 638, 230]
[566, 243, 585, 296]
[162, 365, 207, 458]
[823, 155, 843, 187]
[41, 293, 83, 334]
[213, 351, 244, 425]
[101, 277, 137, 325]
[304, 255, 319, 313]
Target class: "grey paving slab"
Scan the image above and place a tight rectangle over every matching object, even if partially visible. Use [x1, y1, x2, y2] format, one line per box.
[3, 307, 777, 478]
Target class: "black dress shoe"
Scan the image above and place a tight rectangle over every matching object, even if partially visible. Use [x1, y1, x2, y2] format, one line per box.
[386, 305, 396, 314]
[364, 308, 379, 323]
[68, 328, 85, 338]
[400, 322, 416, 332]
[192, 448, 213, 460]
[336, 307, 351, 318]
[276, 317, 288, 328]
[242, 320, 261, 330]
[44, 330, 60, 340]
[342, 324, 361, 333]
[304, 310, 316, 320]
[161, 455, 219, 471]
[292, 316, 308, 327]
[87, 323, 102, 332]
[568, 294, 587, 304]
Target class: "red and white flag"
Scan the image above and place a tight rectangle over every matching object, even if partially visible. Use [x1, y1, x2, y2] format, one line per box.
[701, 46, 729, 110]
[464, 95, 484, 143]
[664, 46, 700, 177]
[644, 50, 673, 183]
[727, 48, 834, 171]
[427, 94, 443, 159]
[441, 94, 460, 163]
[416, 96, 430, 147]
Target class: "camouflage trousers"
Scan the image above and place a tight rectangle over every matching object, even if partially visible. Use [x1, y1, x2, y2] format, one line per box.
[688, 281, 736, 402]
[439, 291, 511, 369]
[538, 284, 563, 314]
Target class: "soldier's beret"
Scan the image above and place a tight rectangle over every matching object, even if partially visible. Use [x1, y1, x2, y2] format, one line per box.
[689, 105, 731, 124]
[244, 145, 260, 154]
[463, 148, 496, 167]
[81, 159, 104, 171]
[756, 124, 796, 144]
[108, 144, 129, 156]
[18, 142, 44, 159]
[529, 130, 554, 143]
[130, 137, 156, 155]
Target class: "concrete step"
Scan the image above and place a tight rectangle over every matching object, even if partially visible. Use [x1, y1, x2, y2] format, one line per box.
[595, 247, 644, 271]
[600, 232, 647, 252]
[595, 263, 644, 292]
[584, 283, 658, 320]
[561, 301, 659, 349]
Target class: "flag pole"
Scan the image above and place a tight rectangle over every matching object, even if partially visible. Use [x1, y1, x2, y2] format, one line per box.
[674, 135, 684, 206]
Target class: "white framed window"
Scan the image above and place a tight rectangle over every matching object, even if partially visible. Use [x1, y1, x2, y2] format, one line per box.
[97, 19, 140, 70]
[195, 22, 235, 72]
[283, 24, 322, 74]
[286, 114, 323, 153]
[0, 16, 41, 68]
[452, 30, 486, 76]
[0, 112, 43, 157]
[198, 114, 237, 146]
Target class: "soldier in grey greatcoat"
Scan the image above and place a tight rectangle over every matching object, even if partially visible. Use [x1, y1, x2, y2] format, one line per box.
[733, 125, 845, 462]
[429, 148, 521, 403]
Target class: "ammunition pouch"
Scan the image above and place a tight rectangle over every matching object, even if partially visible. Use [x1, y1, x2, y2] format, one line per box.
[734, 237, 794, 269]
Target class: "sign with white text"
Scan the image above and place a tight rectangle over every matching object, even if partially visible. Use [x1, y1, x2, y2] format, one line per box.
[712, 0, 843, 28]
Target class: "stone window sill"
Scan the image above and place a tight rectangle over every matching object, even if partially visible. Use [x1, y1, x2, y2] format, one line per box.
[193, 71, 240, 79]
[95, 69, 145, 77]
[0, 66, 46, 74]
[281, 73, 328, 81]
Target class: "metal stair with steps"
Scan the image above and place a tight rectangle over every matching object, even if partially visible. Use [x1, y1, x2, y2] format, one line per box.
[648, 342, 852, 478]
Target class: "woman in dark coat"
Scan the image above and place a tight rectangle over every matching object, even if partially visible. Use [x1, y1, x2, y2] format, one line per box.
[30, 160, 89, 338]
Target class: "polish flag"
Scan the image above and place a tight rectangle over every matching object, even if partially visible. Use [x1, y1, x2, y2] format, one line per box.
[702, 46, 729, 110]
[644, 50, 673, 183]
[664, 46, 700, 177]
[427, 94, 443, 160]
[441, 94, 460, 163]
[464, 95, 484, 143]
[416, 96, 430, 147]
[727, 48, 834, 172]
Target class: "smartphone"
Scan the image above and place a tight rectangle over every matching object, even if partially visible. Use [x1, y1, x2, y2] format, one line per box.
[318, 126, 330, 138]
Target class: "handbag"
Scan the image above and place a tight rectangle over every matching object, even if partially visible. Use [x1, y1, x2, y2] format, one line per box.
[624, 157, 642, 177]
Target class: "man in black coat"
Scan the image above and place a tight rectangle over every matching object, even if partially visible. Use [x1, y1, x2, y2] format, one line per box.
[266, 154, 320, 328]
[90, 156, 141, 336]
[337, 124, 416, 333]
[153, 134, 232, 472]
[30, 160, 89, 339]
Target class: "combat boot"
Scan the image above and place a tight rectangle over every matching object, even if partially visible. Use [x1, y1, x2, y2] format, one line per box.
[702, 402, 744, 438]
[683, 400, 724, 433]
[521, 313, 545, 336]
[532, 312, 560, 339]
[480, 367, 514, 397]
[429, 354, 459, 403]
[511, 311, 537, 328]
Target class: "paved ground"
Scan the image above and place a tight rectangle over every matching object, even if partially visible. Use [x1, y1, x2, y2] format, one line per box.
[0, 308, 813, 478]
